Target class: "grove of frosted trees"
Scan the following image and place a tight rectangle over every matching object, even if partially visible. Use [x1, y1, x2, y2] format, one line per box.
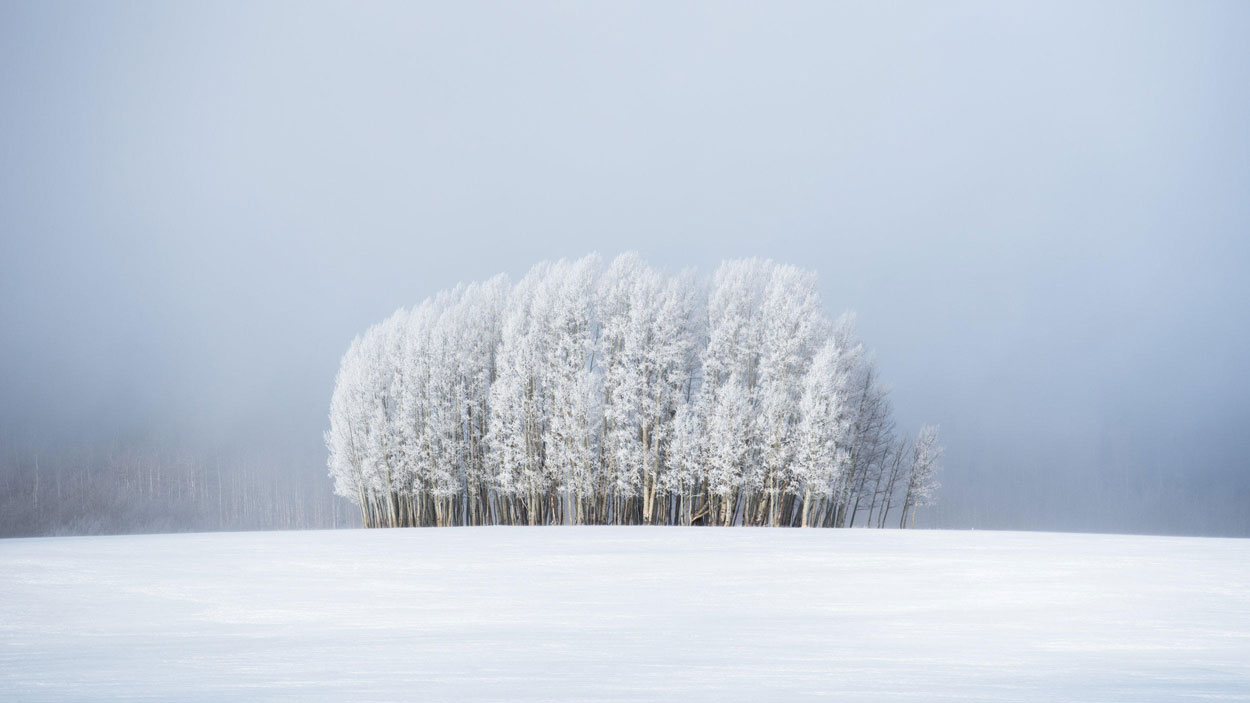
[326, 254, 941, 529]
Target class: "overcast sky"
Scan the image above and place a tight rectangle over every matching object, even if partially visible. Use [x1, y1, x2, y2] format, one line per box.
[2, 1, 1247, 533]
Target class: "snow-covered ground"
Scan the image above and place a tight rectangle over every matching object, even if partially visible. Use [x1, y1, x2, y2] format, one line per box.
[1, 528, 1247, 701]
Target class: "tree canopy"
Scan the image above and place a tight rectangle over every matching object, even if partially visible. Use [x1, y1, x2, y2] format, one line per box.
[327, 254, 940, 528]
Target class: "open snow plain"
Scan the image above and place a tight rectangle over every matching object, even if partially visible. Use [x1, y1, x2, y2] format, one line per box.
[2, 527, 1247, 701]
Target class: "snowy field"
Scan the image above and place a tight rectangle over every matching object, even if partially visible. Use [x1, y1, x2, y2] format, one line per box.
[1, 528, 1247, 701]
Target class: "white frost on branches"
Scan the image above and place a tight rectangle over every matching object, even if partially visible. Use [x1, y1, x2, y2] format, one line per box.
[327, 254, 941, 528]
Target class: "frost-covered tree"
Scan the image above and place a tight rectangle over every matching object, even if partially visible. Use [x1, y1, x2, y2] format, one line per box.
[900, 425, 943, 528]
[823, 315, 897, 528]
[597, 254, 648, 521]
[325, 311, 406, 527]
[598, 256, 701, 524]
[326, 335, 372, 524]
[705, 373, 753, 525]
[793, 337, 853, 527]
[695, 260, 773, 525]
[488, 263, 551, 524]
[755, 265, 828, 526]
[450, 276, 509, 525]
[873, 436, 909, 529]
[538, 256, 602, 524]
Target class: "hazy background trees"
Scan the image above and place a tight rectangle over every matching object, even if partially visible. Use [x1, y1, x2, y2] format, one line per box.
[0, 435, 354, 537]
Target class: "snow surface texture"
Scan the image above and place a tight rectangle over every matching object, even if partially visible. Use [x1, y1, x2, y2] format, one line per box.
[2, 528, 1247, 701]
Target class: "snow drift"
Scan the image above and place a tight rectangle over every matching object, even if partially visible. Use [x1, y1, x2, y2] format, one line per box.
[2, 527, 1247, 701]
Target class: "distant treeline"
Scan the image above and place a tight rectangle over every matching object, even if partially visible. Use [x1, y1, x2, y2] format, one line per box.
[327, 254, 942, 529]
[0, 439, 355, 537]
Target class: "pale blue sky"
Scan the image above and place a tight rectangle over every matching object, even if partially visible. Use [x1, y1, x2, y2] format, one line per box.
[2, 1, 1247, 533]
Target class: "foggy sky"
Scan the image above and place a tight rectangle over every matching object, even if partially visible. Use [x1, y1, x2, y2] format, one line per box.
[2, 2, 1247, 534]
